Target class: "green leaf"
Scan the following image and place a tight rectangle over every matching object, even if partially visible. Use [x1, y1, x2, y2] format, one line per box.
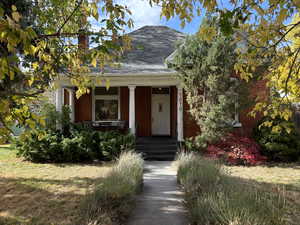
[0, 7, 4, 17]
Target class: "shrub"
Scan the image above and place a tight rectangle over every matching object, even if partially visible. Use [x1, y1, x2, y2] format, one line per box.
[15, 128, 135, 163]
[15, 129, 64, 163]
[175, 153, 286, 225]
[253, 117, 300, 162]
[185, 133, 266, 166]
[15, 103, 135, 163]
[40, 103, 71, 132]
[206, 133, 267, 165]
[81, 151, 143, 225]
[98, 131, 135, 161]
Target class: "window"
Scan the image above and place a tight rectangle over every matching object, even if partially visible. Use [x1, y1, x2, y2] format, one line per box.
[232, 94, 242, 128]
[230, 78, 242, 128]
[94, 87, 119, 121]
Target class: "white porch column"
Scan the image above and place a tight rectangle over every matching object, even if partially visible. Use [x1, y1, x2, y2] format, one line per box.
[128, 85, 136, 135]
[177, 85, 184, 141]
[55, 86, 63, 113]
[68, 89, 75, 122]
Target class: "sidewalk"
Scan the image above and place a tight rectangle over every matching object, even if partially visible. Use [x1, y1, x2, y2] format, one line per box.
[127, 161, 188, 225]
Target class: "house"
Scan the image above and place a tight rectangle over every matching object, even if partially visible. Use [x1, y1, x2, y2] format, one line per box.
[54, 25, 266, 142]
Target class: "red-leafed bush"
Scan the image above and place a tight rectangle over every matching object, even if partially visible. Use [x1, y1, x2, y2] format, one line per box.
[205, 133, 267, 166]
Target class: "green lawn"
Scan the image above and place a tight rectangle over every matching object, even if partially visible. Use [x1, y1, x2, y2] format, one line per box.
[0, 145, 111, 225]
[225, 164, 300, 225]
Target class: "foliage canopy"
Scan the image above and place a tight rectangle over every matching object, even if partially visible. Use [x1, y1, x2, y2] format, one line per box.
[0, 0, 132, 141]
[156, 0, 300, 132]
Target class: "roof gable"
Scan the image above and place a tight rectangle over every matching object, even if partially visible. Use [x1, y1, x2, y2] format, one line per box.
[123, 25, 186, 65]
[92, 25, 186, 75]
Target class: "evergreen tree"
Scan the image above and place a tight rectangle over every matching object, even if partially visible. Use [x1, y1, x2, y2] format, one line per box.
[169, 18, 248, 147]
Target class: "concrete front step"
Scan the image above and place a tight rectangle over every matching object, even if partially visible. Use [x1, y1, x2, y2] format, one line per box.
[136, 142, 177, 147]
[136, 145, 177, 151]
[136, 149, 177, 153]
[143, 155, 176, 161]
[136, 137, 177, 144]
[136, 137, 178, 161]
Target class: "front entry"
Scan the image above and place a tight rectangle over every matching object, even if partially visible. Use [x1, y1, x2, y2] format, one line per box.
[151, 87, 171, 135]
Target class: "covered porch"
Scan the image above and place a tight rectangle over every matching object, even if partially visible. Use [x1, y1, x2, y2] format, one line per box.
[55, 75, 184, 141]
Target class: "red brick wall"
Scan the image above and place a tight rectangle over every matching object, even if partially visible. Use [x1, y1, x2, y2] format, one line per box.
[120, 87, 129, 124]
[120, 86, 177, 137]
[135, 87, 152, 137]
[75, 91, 92, 122]
[235, 80, 268, 137]
[182, 80, 268, 138]
[73, 83, 267, 138]
[183, 91, 201, 138]
[63, 89, 69, 105]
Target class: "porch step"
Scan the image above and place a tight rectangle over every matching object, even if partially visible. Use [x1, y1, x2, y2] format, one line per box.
[135, 137, 178, 161]
[136, 145, 177, 151]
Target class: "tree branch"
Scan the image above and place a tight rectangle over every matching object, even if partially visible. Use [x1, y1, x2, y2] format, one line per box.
[0, 89, 45, 98]
[284, 47, 300, 96]
[271, 21, 300, 49]
[37, 31, 113, 39]
[57, 0, 84, 34]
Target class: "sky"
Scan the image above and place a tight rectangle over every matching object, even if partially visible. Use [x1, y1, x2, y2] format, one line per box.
[90, 0, 205, 35]
[89, 0, 294, 35]
[117, 0, 204, 34]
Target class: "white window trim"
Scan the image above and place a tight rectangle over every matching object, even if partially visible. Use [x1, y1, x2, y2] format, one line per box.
[62, 88, 66, 105]
[232, 94, 242, 128]
[228, 78, 242, 128]
[92, 87, 121, 122]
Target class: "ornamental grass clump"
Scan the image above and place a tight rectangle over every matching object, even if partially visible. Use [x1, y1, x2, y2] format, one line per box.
[176, 153, 287, 225]
[81, 151, 144, 225]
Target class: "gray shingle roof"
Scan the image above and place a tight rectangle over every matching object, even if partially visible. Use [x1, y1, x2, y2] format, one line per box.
[92, 25, 186, 75]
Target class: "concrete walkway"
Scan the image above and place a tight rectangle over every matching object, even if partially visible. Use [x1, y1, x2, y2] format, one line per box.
[127, 161, 188, 225]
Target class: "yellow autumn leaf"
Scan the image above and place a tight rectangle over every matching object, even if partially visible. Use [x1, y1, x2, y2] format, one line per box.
[39, 118, 46, 127]
[91, 58, 97, 67]
[9, 71, 14, 80]
[28, 77, 34, 86]
[12, 12, 21, 22]
[11, 5, 17, 11]
[105, 79, 110, 90]
[38, 132, 45, 141]
[32, 62, 39, 70]
[271, 125, 281, 133]
[277, 9, 288, 24]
